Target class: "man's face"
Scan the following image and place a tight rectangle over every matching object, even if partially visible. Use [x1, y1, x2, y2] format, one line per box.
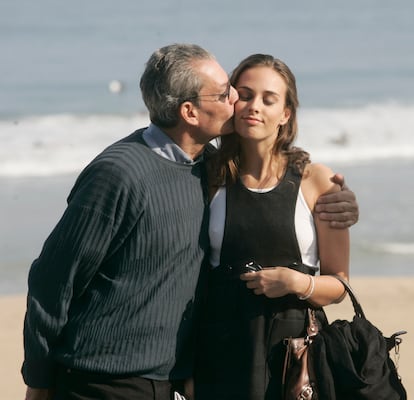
[193, 59, 239, 139]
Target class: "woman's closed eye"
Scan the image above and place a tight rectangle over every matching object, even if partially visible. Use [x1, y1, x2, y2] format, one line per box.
[237, 91, 278, 106]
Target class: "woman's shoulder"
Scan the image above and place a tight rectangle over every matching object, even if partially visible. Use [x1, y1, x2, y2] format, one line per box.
[300, 163, 340, 211]
[303, 162, 340, 194]
[304, 162, 334, 177]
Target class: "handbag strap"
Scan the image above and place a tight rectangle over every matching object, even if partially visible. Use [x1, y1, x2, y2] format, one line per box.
[333, 275, 366, 319]
[303, 275, 365, 337]
[306, 308, 319, 337]
[332, 275, 407, 350]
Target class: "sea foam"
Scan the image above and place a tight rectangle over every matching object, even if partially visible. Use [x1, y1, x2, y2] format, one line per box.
[1, 102, 413, 177]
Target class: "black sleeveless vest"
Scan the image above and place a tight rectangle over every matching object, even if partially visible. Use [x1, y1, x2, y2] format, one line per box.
[220, 165, 303, 268]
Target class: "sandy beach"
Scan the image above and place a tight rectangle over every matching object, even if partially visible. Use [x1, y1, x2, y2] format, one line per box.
[1, 277, 412, 399]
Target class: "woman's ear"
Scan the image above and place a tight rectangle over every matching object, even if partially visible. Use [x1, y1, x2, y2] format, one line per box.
[280, 108, 291, 126]
[180, 101, 199, 126]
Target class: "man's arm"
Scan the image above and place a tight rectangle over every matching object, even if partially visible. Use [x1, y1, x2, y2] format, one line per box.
[314, 173, 359, 229]
[25, 387, 54, 400]
[22, 160, 137, 388]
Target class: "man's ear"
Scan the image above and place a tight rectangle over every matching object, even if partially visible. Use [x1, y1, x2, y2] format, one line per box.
[180, 101, 199, 126]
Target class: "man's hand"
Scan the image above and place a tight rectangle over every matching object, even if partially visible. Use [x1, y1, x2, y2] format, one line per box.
[315, 173, 359, 228]
[183, 378, 194, 400]
[25, 387, 54, 400]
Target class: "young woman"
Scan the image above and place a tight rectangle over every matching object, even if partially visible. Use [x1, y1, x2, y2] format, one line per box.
[195, 54, 349, 400]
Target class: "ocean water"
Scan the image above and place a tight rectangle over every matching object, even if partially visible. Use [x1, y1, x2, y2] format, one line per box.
[1, 0, 414, 293]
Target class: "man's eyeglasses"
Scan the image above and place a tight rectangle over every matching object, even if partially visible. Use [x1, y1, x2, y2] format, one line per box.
[186, 82, 231, 103]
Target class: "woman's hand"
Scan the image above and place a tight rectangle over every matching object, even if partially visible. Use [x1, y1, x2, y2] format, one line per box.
[239, 267, 307, 298]
[240, 268, 347, 306]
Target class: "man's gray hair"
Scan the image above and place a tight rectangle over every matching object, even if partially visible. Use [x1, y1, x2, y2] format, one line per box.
[140, 43, 215, 128]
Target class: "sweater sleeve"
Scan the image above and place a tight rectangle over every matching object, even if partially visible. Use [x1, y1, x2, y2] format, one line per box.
[21, 156, 143, 388]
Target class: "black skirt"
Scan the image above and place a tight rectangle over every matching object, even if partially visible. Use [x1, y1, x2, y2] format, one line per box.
[194, 267, 326, 400]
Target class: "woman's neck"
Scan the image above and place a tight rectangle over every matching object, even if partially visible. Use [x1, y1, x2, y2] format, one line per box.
[239, 147, 286, 189]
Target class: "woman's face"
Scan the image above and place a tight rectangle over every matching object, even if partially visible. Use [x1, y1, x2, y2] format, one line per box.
[234, 66, 290, 143]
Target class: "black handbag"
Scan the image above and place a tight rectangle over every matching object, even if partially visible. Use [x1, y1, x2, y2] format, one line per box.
[282, 276, 407, 400]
